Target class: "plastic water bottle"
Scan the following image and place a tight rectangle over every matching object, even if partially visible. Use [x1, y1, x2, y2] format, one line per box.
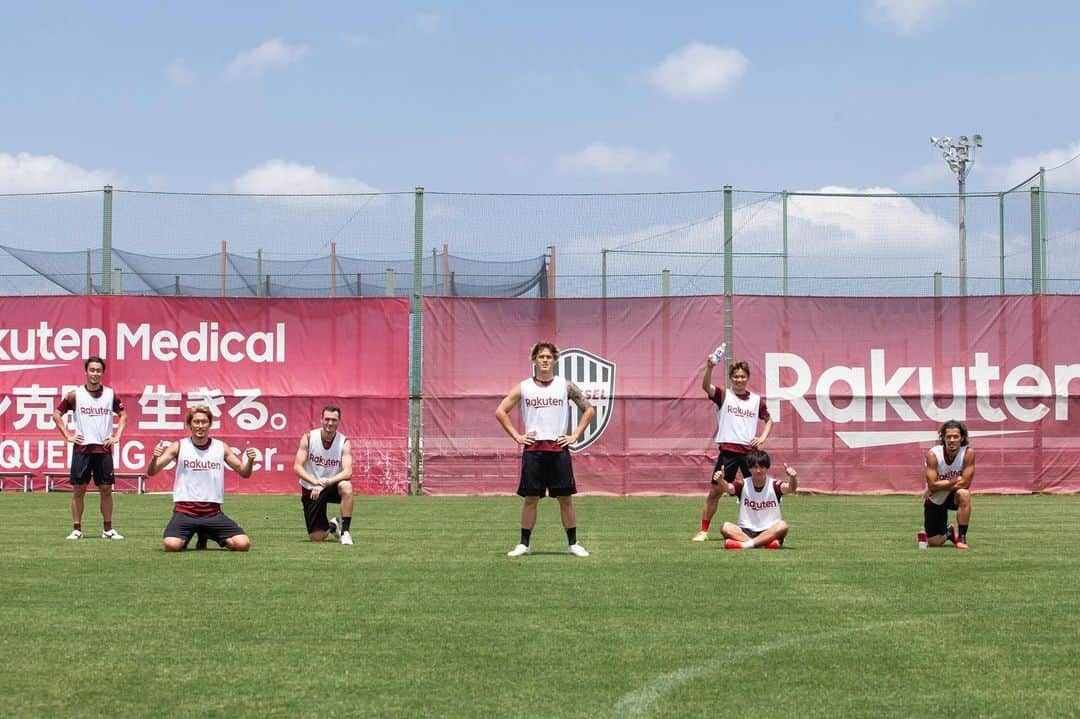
[710, 343, 726, 364]
[917, 531, 928, 550]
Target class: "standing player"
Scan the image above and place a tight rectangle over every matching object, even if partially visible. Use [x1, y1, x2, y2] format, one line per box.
[52, 356, 128, 540]
[146, 405, 257, 552]
[293, 405, 355, 545]
[692, 350, 773, 541]
[922, 419, 974, 549]
[715, 449, 796, 549]
[496, 342, 595, 558]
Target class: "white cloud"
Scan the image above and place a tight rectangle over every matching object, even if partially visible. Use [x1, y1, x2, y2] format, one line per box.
[647, 42, 748, 99]
[557, 143, 671, 175]
[869, 0, 952, 34]
[996, 141, 1080, 190]
[0, 152, 116, 192]
[167, 59, 194, 86]
[230, 159, 379, 194]
[413, 12, 440, 35]
[226, 39, 309, 79]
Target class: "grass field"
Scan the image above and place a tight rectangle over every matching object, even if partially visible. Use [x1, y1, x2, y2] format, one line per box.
[2, 493, 1078, 718]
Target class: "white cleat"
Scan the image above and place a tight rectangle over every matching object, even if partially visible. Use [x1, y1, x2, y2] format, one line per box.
[507, 543, 531, 557]
[568, 543, 590, 557]
[339, 531, 353, 546]
[66, 529, 83, 540]
[691, 530, 709, 542]
[101, 529, 125, 540]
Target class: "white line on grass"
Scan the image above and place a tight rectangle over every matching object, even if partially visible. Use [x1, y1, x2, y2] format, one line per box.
[610, 616, 960, 719]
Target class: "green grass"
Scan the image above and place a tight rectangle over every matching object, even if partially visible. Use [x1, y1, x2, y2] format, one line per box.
[1, 493, 1078, 718]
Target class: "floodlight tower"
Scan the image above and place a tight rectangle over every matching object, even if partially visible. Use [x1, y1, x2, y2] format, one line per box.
[930, 134, 983, 296]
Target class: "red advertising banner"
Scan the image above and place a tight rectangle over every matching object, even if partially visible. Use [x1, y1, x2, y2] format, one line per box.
[421, 296, 1080, 495]
[0, 296, 410, 494]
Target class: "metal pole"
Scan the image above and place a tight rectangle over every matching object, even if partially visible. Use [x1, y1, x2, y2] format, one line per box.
[386, 268, 395, 296]
[85, 249, 92, 294]
[661, 269, 670, 296]
[934, 271, 943, 297]
[257, 249, 263, 297]
[102, 185, 113, 294]
[409, 186, 425, 495]
[782, 190, 789, 296]
[220, 240, 227, 297]
[330, 241, 337, 297]
[601, 249, 608, 299]
[998, 192, 1005, 295]
[112, 267, 123, 295]
[1039, 167, 1047, 291]
[723, 185, 733, 369]
[1030, 186, 1042, 295]
[547, 245, 556, 298]
[958, 175, 967, 296]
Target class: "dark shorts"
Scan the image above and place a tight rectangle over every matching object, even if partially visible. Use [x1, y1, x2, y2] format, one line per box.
[924, 492, 960, 537]
[164, 511, 245, 548]
[301, 484, 344, 533]
[711, 450, 750, 485]
[70, 452, 115, 486]
[740, 526, 785, 545]
[517, 450, 577, 497]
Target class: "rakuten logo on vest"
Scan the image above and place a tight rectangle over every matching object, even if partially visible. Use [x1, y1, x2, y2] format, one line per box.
[765, 349, 1080, 425]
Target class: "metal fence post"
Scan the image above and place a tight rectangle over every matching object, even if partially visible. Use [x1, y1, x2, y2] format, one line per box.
[101, 185, 113, 294]
[998, 192, 1005, 295]
[782, 190, 789, 296]
[934, 272, 943, 297]
[409, 186, 425, 496]
[723, 185, 733, 369]
[601, 249, 608, 299]
[661, 269, 670, 296]
[1030, 185, 1043, 294]
[1039, 167, 1047, 291]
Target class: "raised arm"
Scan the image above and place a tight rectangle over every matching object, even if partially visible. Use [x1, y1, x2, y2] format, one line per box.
[147, 441, 180, 477]
[225, 444, 257, 479]
[701, 357, 719, 398]
[779, 463, 798, 494]
[559, 382, 596, 447]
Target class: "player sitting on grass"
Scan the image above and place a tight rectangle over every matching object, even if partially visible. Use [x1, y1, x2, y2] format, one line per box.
[712, 449, 797, 550]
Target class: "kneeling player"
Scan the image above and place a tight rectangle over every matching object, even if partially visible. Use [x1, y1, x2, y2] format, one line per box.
[922, 420, 974, 549]
[147, 405, 257, 552]
[715, 449, 797, 550]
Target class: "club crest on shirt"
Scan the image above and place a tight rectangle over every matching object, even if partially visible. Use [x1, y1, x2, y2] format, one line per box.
[554, 347, 616, 452]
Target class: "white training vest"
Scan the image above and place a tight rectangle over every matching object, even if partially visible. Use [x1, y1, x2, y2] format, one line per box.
[927, 445, 966, 505]
[73, 385, 115, 445]
[736, 477, 783, 532]
[520, 376, 570, 441]
[714, 389, 762, 446]
[173, 438, 226, 504]
[300, 429, 346, 490]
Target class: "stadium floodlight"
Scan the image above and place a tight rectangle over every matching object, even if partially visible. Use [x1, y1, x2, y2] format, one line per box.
[932, 132, 982, 296]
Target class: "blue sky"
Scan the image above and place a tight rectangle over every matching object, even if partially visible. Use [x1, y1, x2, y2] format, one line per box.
[4, 0, 1080, 197]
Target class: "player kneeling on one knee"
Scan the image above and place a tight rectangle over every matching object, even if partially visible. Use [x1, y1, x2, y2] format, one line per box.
[713, 449, 797, 550]
[147, 405, 257, 552]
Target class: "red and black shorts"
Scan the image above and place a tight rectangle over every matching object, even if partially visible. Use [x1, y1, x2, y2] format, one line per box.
[517, 449, 576, 497]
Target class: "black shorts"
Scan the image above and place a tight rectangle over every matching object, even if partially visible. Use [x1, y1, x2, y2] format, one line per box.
[711, 450, 750, 485]
[923, 492, 960, 537]
[301, 484, 344, 533]
[70, 452, 115, 486]
[517, 450, 576, 497]
[164, 511, 245, 548]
